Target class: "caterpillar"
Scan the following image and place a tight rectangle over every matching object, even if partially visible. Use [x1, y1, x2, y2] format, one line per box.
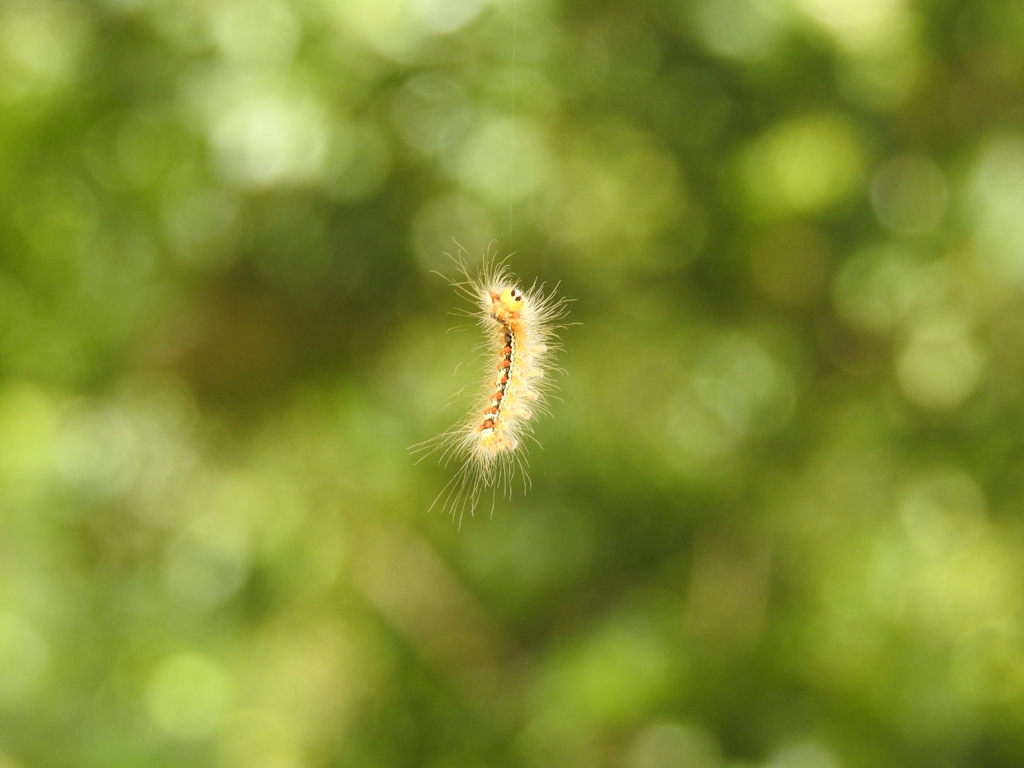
[413, 253, 570, 524]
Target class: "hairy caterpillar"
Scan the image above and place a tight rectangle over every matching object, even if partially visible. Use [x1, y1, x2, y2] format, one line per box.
[413, 254, 570, 524]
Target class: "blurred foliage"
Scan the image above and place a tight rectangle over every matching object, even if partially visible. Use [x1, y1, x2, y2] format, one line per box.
[3, 0, 1024, 766]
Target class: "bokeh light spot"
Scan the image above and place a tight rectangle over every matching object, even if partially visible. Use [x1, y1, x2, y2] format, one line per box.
[969, 135, 1024, 284]
[410, 0, 485, 34]
[146, 652, 235, 740]
[870, 154, 948, 235]
[0, 2, 89, 102]
[217, 708, 303, 768]
[329, 0, 426, 61]
[832, 245, 949, 335]
[210, 96, 329, 189]
[627, 722, 721, 768]
[538, 620, 676, 727]
[457, 115, 550, 203]
[208, 0, 301, 66]
[0, 383, 56, 483]
[691, 0, 786, 61]
[789, 0, 911, 52]
[392, 74, 472, 155]
[162, 475, 260, 610]
[737, 114, 865, 218]
[0, 612, 49, 709]
[898, 467, 986, 558]
[665, 334, 795, 471]
[896, 316, 985, 410]
[766, 742, 839, 768]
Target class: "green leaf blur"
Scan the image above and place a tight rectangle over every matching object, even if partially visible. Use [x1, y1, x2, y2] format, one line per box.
[0, 0, 1022, 766]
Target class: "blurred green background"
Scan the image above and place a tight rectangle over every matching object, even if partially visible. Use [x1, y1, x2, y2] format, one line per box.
[2, 0, 1024, 766]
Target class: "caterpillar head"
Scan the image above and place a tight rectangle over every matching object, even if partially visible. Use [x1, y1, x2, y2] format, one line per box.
[492, 286, 526, 318]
